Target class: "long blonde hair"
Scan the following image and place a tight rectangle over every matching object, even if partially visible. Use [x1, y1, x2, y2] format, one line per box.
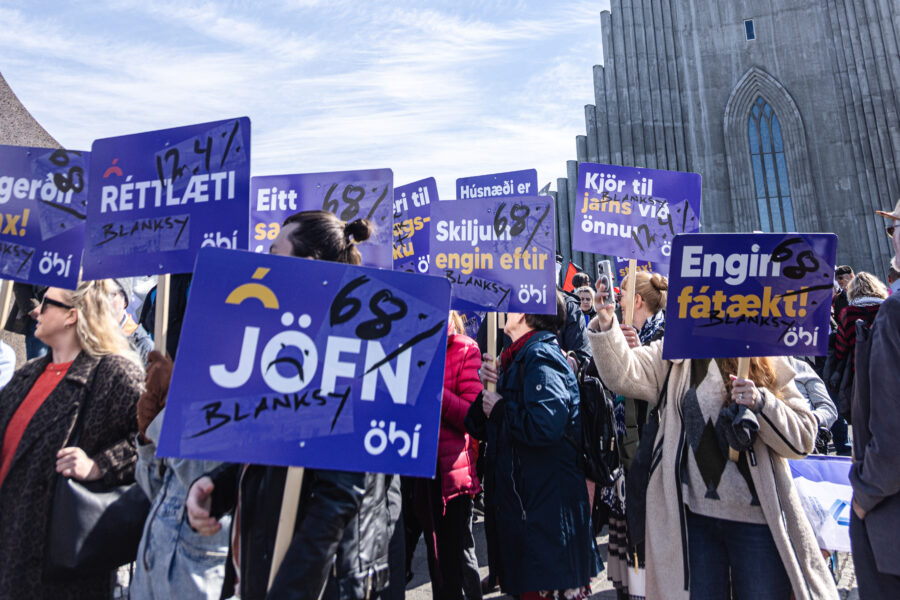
[62, 280, 142, 367]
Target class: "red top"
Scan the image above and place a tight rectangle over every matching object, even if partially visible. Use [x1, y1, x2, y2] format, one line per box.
[0, 361, 73, 489]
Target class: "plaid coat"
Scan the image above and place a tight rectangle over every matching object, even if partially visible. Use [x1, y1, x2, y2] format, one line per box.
[0, 352, 143, 599]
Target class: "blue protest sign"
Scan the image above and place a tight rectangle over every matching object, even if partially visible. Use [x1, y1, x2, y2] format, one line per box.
[0, 145, 88, 289]
[573, 163, 702, 272]
[157, 248, 450, 476]
[251, 169, 393, 269]
[393, 177, 437, 273]
[456, 169, 538, 201]
[84, 118, 251, 278]
[662, 233, 838, 360]
[428, 196, 557, 314]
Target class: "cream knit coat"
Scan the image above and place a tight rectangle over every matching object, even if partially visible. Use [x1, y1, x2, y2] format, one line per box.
[587, 322, 838, 600]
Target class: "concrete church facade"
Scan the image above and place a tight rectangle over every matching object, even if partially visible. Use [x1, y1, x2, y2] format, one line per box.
[555, 0, 900, 278]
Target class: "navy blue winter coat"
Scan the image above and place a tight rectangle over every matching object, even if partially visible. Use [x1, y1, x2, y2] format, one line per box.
[466, 331, 600, 595]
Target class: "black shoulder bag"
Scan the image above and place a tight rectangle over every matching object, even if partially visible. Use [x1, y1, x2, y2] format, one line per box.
[43, 357, 151, 582]
[624, 364, 672, 552]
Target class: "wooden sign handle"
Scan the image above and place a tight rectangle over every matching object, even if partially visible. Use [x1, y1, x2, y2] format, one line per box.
[268, 466, 305, 590]
[737, 356, 751, 379]
[154, 274, 170, 353]
[486, 313, 497, 392]
[0, 280, 13, 329]
[623, 258, 637, 327]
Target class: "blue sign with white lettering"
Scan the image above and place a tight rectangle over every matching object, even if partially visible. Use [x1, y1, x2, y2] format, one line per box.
[0, 145, 88, 289]
[456, 169, 538, 201]
[157, 248, 450, 476]
[393, 177, 437, 274]
[573, 163, 702, 273]
[83, 118, 251, 278]
[250, 169, 393, 269]
[428, 196, 557, 314]
[662, 233, 837, 359]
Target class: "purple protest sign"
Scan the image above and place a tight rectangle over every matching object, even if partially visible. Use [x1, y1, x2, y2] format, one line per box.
[456, 169, 538, 201]
[573, 163, 702, 272]
[613, 256, 657, 282]
[393, 177, 437, 274]
[429, 195, 557, 314]
[0, 145, 88, 289]
[251, 169, 393, 269]
[84, 118, 251, 279]
[157, 248, 450, 476]
[662, 233, 838, 359]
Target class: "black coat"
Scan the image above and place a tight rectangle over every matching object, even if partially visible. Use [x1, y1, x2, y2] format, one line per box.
[209, 464, 393, 599]
[0, 352, 143, 599]
[850, 293, 900, 576]
[466, 331, 600, 594]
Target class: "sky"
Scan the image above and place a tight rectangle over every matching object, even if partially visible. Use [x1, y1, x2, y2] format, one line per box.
[0, 0, 610, 199]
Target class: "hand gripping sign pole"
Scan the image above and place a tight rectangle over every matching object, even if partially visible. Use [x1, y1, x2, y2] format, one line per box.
[484, 313, 506, 392]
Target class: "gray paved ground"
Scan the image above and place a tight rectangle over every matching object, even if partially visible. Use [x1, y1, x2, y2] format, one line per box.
[406, 517, 857, 599]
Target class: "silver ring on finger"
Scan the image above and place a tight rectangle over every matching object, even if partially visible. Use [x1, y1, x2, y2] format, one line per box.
[738, 392, 743, 401]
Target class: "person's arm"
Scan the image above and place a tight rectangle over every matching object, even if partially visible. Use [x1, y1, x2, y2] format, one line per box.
[586, 311, 668, 404]
[267, 469, 366, 598]
[464, 394, 489, 441]
[442, 342, 483, 432]
[87, 357, 144, 486]
[504, 351, 571, 447]
[753, 359, 817, 459]
[560, 297, 592, 363]
[850, 299, 900, 514]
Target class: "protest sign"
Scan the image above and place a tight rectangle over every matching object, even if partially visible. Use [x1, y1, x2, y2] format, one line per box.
[0, 144, 88, 289]
[662, 233, 838, 360]
[251, 169, 393, 269]
[573, 163, 702, 271]
[428, 195, 556, 315]
[456, 168, 538, 201]
[157, 247, 450, 477]
[614, 256, 655, 282]
[84, 117, 251, 279]
[790, 456, 852, 552]
[393, 177, 436, 273]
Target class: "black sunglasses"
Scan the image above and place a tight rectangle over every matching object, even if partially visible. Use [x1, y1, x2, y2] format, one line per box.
[887, 224, 896, 239]
[40, 297, 75, 314]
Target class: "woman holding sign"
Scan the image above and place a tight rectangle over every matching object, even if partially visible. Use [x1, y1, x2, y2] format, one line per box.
[0, 281, 143, 599]
[587, 300, 838, 599]
[470, 296, 601, 599]
[186, 211, 396, 600]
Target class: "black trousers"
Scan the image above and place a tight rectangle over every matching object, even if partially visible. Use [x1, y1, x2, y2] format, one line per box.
[850, 512, 900, 599]
[424, 494, 481, 600]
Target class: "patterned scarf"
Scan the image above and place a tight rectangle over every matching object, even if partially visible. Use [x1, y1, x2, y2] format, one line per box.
[637, 310, 665, 345]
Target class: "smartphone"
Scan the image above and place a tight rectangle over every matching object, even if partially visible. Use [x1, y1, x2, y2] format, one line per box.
[596, 260, 615, 306]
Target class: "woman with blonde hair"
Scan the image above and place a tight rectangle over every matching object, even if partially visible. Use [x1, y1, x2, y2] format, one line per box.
[587, 294, 838, 599]
[0, 280, 144, 598]
[835, 271, 889, 364]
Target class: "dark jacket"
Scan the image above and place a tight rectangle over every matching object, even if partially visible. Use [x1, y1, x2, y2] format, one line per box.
[4, 283, 45, 335]
[465, 331, 600, 594]
[850, 293, 900, 576]
[0, 352, 143, 599]
[209, 464, 392, 600]
[559, 291, 592, 364]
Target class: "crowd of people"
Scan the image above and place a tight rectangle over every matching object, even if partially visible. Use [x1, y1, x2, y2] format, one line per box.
[0, 200, 898, 599]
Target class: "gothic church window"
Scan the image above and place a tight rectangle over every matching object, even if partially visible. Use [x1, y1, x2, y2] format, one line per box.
[748, 97, 795, 231]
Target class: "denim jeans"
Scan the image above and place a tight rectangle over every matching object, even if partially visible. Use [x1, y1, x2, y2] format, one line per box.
[686, 509, 791, 600]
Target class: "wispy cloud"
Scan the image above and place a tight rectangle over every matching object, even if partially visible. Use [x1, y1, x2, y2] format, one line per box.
[1, 1, 607, 197]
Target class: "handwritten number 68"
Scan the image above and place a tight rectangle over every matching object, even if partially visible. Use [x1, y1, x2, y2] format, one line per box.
[771, 237, 820, 279]
[330, 276, 408, 340]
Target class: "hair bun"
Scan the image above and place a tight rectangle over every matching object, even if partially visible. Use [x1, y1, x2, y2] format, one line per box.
[651, 273, 669, 291]
[344, 219, 373, 244]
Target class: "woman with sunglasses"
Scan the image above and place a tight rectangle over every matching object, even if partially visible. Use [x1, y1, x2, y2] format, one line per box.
[0, 280, 144, 599]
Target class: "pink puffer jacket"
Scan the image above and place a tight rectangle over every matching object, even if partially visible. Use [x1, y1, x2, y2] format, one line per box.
[438, 333, 483, 504]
